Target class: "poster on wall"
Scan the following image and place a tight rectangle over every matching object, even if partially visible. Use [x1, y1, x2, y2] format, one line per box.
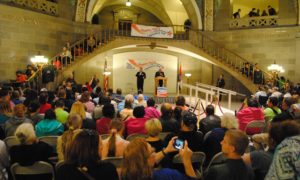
[131, 24, 174, 39]
[113, 52, 178, 94]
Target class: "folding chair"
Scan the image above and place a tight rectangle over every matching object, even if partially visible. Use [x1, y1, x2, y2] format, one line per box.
[158, 132, 170, 140]
[205, 152, 226, 172]
[38, 136, 58, 152]
[4, 136, 20, 151]
[172, 151, 206, 179]
[102, 157, 123, 168]
[100, 134, 110, 140]
[126, 133, 148, 141]
[10, 161, 54, 180]
[244, 121, 265, 135]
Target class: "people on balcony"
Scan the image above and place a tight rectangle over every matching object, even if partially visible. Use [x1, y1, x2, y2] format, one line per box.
[233, 9, 241, 19]
[248, 8, 257, 17]
[59, 46, 72, 65]
[268, 5, 277, 16]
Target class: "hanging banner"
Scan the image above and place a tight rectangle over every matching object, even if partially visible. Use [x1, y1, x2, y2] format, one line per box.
[131, 23, 174, 38]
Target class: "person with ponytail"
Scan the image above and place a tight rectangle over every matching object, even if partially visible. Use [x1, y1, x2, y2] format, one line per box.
[57, 113, 82, 161]
[101, 119, 129, 159]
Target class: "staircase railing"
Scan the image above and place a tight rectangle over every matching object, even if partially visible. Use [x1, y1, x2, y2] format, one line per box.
[47, 21, 276, 92]
[189, 30, 275, 87]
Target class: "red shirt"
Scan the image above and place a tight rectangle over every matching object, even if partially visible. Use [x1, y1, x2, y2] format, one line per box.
[39, 103, 52, 114]
[124, 117, 148, 136]
[16, 74, 27, 83]
[237, 107, 264, 135]
[96, 117, 112, 135]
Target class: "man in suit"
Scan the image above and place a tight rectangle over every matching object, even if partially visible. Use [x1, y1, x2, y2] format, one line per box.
[216, 74, 225, 101]
[155, 67, 165, 87]
[136, 67, 146, 94]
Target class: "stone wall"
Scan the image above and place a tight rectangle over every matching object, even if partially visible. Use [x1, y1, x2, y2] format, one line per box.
[0, 4, 89, 82]
[205, 26, 300, 83]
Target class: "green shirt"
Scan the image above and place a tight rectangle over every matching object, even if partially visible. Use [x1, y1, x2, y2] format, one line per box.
[264, 107, 281, 121]
[55, 108, 69, 124]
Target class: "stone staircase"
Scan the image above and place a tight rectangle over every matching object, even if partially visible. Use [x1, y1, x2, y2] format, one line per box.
[49, 26, 271, 94]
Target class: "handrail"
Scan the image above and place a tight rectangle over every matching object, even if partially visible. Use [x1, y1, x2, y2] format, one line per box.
[195, 82, 238, 95]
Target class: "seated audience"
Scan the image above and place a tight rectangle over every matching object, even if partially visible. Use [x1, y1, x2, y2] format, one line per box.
[101, 119, 129, 159]
[0, 139, 9, 179]
[264, 96, 281, 122]
[26, 100, 43, 125]
[93, 95, 110, 120]
[121, 138, 197, 180]
[0, 100, 12, 125]
[175, 96, 189, 111]
[237, 98, 264, 135]
[120, 99, 134, 121]
[117, 94, 136, 112]
[111, 88, 124, 102]
[243, 121, 300, 180]
[199, 105, 221, 135]
[145, 118, 163, 152]
[56, 129, 118, 180]
[144, 97, 160, 119]
[79, 91, 95, 113]
[70, 101, 95, 129]
[54, 99, 69, 124]
[96, 103, 115, 135]
[265, 135, 300, 179]
[159, 103, 180, 133]
[272, 97, 295, 122]
[57, 113, 82, 161]
[125, 106, 148, 136]
[136, 94, 147, 107]
[10, 123, 53, 166]
[203, 113, 239, 165]
[38, 92, 52, 114]
[55, 89, 74, 112]
[35, 109, 64, 137]
[4, 104, 32, 137]
[11, 90, 23, 105]
[204, 129, 255, 180]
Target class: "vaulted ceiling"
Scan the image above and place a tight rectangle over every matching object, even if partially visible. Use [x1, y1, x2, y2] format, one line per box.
[85, 0, 202, 29]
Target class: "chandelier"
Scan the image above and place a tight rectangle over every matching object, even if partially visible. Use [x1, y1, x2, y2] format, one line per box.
[126, 0, 131, 6]
[267, 61, 284, 73]
[30, 55, 48, 65]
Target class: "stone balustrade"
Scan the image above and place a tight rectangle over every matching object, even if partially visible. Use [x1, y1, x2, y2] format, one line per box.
[230, 16, 279, 29]
[4, 0, 58, 16]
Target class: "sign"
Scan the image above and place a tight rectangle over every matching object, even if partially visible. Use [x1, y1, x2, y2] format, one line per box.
[157, 87, 168, 97]
[131, 23, 174, 38]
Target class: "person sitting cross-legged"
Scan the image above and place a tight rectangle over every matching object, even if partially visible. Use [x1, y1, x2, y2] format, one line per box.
[204, 129, 255, 180]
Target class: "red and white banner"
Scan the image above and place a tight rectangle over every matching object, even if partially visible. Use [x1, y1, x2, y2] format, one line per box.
[131, 23, 174, 38]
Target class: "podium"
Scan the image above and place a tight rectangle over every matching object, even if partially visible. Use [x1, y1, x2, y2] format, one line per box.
[155, 77, 168, 97]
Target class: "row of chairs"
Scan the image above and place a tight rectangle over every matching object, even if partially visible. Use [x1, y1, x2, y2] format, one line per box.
[100, 132, 172, 141]
[10, 152, 226, 180]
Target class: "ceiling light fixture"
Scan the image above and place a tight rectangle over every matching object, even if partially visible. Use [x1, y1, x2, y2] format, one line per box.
[126, 0, 131, 7]
[267, 61, 284, 73]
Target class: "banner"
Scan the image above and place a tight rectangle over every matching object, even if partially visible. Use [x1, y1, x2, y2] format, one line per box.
[157, 87, 168, 97]
[131, 23, 174, 38]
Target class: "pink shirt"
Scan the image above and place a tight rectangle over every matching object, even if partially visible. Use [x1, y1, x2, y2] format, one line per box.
[237, 107, 264, 135]
[125, 117, 148, 136]
[144, 107, 161, 119]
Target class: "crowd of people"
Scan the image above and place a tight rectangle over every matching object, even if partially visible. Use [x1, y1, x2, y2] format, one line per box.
[233, 5, 277, 19]
[0, 69, 299, 180]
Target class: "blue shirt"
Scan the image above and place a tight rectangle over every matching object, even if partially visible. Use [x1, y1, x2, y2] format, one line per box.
[153, 168, 195, 180]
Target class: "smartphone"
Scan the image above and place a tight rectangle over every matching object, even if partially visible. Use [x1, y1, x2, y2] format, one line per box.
[173, 138, 184, 150]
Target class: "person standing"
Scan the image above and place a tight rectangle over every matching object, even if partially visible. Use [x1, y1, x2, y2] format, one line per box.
[233, 9, 241, 19]
[216, 74, 225, 101]
[136, 67, 146, 94]
[155, 67, 165, 87]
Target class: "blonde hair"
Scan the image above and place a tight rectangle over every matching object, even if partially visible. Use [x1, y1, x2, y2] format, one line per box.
[13, 104, 26, 118]
[125, 94, 134, 103]
[70, 101, 86, 119]
[15, 123, 36, 145]
[122, 138, 152, 180]
[145, 118, 162, 137]
[221, 113, 239, 129]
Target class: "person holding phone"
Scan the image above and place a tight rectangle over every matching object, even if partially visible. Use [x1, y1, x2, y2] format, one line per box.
[122, 137, 197, 180]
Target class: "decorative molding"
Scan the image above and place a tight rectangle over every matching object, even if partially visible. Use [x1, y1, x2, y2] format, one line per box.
[8, 0, 58, 16]
[229, 16, 278, 29]
[204, 0, 213, 31]
[0, 14, 40, 25]
[75, 0, 88, 22]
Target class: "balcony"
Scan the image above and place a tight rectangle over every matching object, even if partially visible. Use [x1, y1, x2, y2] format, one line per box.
[230, 16, 279, 29]
[1, 0, 58, 16]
